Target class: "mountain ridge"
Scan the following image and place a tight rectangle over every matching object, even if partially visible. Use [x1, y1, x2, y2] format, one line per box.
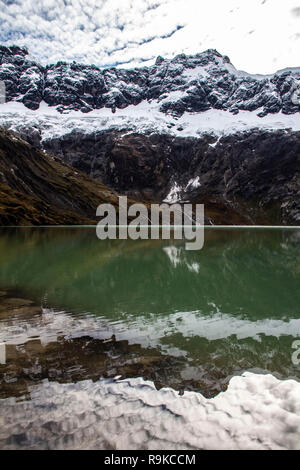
[1, 45, 300, 117]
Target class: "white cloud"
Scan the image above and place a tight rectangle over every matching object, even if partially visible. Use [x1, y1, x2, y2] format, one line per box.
[0, 0, 300, 73]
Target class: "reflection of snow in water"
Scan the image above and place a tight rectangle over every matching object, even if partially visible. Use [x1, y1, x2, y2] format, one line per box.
[186, 262, 200, 273]
[163, 246, 182, 267]
[0, 372, 299, 450]
[1, 301, 300, 359]
[0, 299, 299, 450]
[163, 245, 200, 274]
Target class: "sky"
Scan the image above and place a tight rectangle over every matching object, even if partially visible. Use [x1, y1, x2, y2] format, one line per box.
[0, 0, 300, 74]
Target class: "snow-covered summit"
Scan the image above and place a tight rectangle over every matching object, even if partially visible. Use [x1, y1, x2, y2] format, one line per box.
[0, 45, 300, 118]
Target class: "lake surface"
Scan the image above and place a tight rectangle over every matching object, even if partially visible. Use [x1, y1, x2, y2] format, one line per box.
[0, 227, 300, 449]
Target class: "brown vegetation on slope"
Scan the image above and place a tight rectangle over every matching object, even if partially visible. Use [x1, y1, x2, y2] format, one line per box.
[0, 128, 124, 225]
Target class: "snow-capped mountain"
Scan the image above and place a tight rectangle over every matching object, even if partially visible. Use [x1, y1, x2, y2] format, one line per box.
[0, 45, 299, 225]
[1, 45, 300, 116]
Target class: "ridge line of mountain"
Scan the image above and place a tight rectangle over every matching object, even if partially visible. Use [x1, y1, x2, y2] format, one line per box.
[1, 44, 300, 117]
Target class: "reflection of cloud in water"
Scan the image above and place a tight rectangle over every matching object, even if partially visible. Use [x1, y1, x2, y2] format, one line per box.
[0, 372, 299, 450]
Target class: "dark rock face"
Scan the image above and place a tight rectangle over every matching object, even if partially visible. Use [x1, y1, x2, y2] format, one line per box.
[0, 127, 125, 225]
[35, 128, 300, 225]
[0, 45, 44, 110]
[1, 45, 300, 117]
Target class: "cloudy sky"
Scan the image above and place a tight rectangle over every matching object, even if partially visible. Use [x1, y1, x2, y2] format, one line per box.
[0, 0, 300, 74]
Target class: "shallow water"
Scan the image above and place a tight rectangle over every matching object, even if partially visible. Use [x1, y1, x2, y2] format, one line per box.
[0, 227, 300, 449]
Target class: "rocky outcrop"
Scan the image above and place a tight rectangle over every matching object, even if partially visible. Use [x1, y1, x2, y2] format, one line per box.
[0, 127, 125, 225]
[0, 45, 44, 110]
[1, 45, 300, 117]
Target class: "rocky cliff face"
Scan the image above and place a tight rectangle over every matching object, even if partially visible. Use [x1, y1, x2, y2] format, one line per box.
[0, 127, 124, 225]
[1, 45, 300, 116]
[39, 128, 300, 225]
[6, 121, 299, 225]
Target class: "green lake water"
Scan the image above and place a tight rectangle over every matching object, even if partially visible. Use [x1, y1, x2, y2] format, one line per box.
[0, 227, 300, 397]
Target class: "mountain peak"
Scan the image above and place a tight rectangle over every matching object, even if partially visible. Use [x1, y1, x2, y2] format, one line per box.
[0, 44, 28, 57]
[0, 44, 299, 117]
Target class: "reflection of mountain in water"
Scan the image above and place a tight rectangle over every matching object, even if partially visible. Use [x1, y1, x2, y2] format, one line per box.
[0, 228, 299, 392]
[0, 292, 298, 400]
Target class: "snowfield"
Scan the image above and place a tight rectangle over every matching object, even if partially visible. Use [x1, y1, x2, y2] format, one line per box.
[0, 100, 300, 143]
